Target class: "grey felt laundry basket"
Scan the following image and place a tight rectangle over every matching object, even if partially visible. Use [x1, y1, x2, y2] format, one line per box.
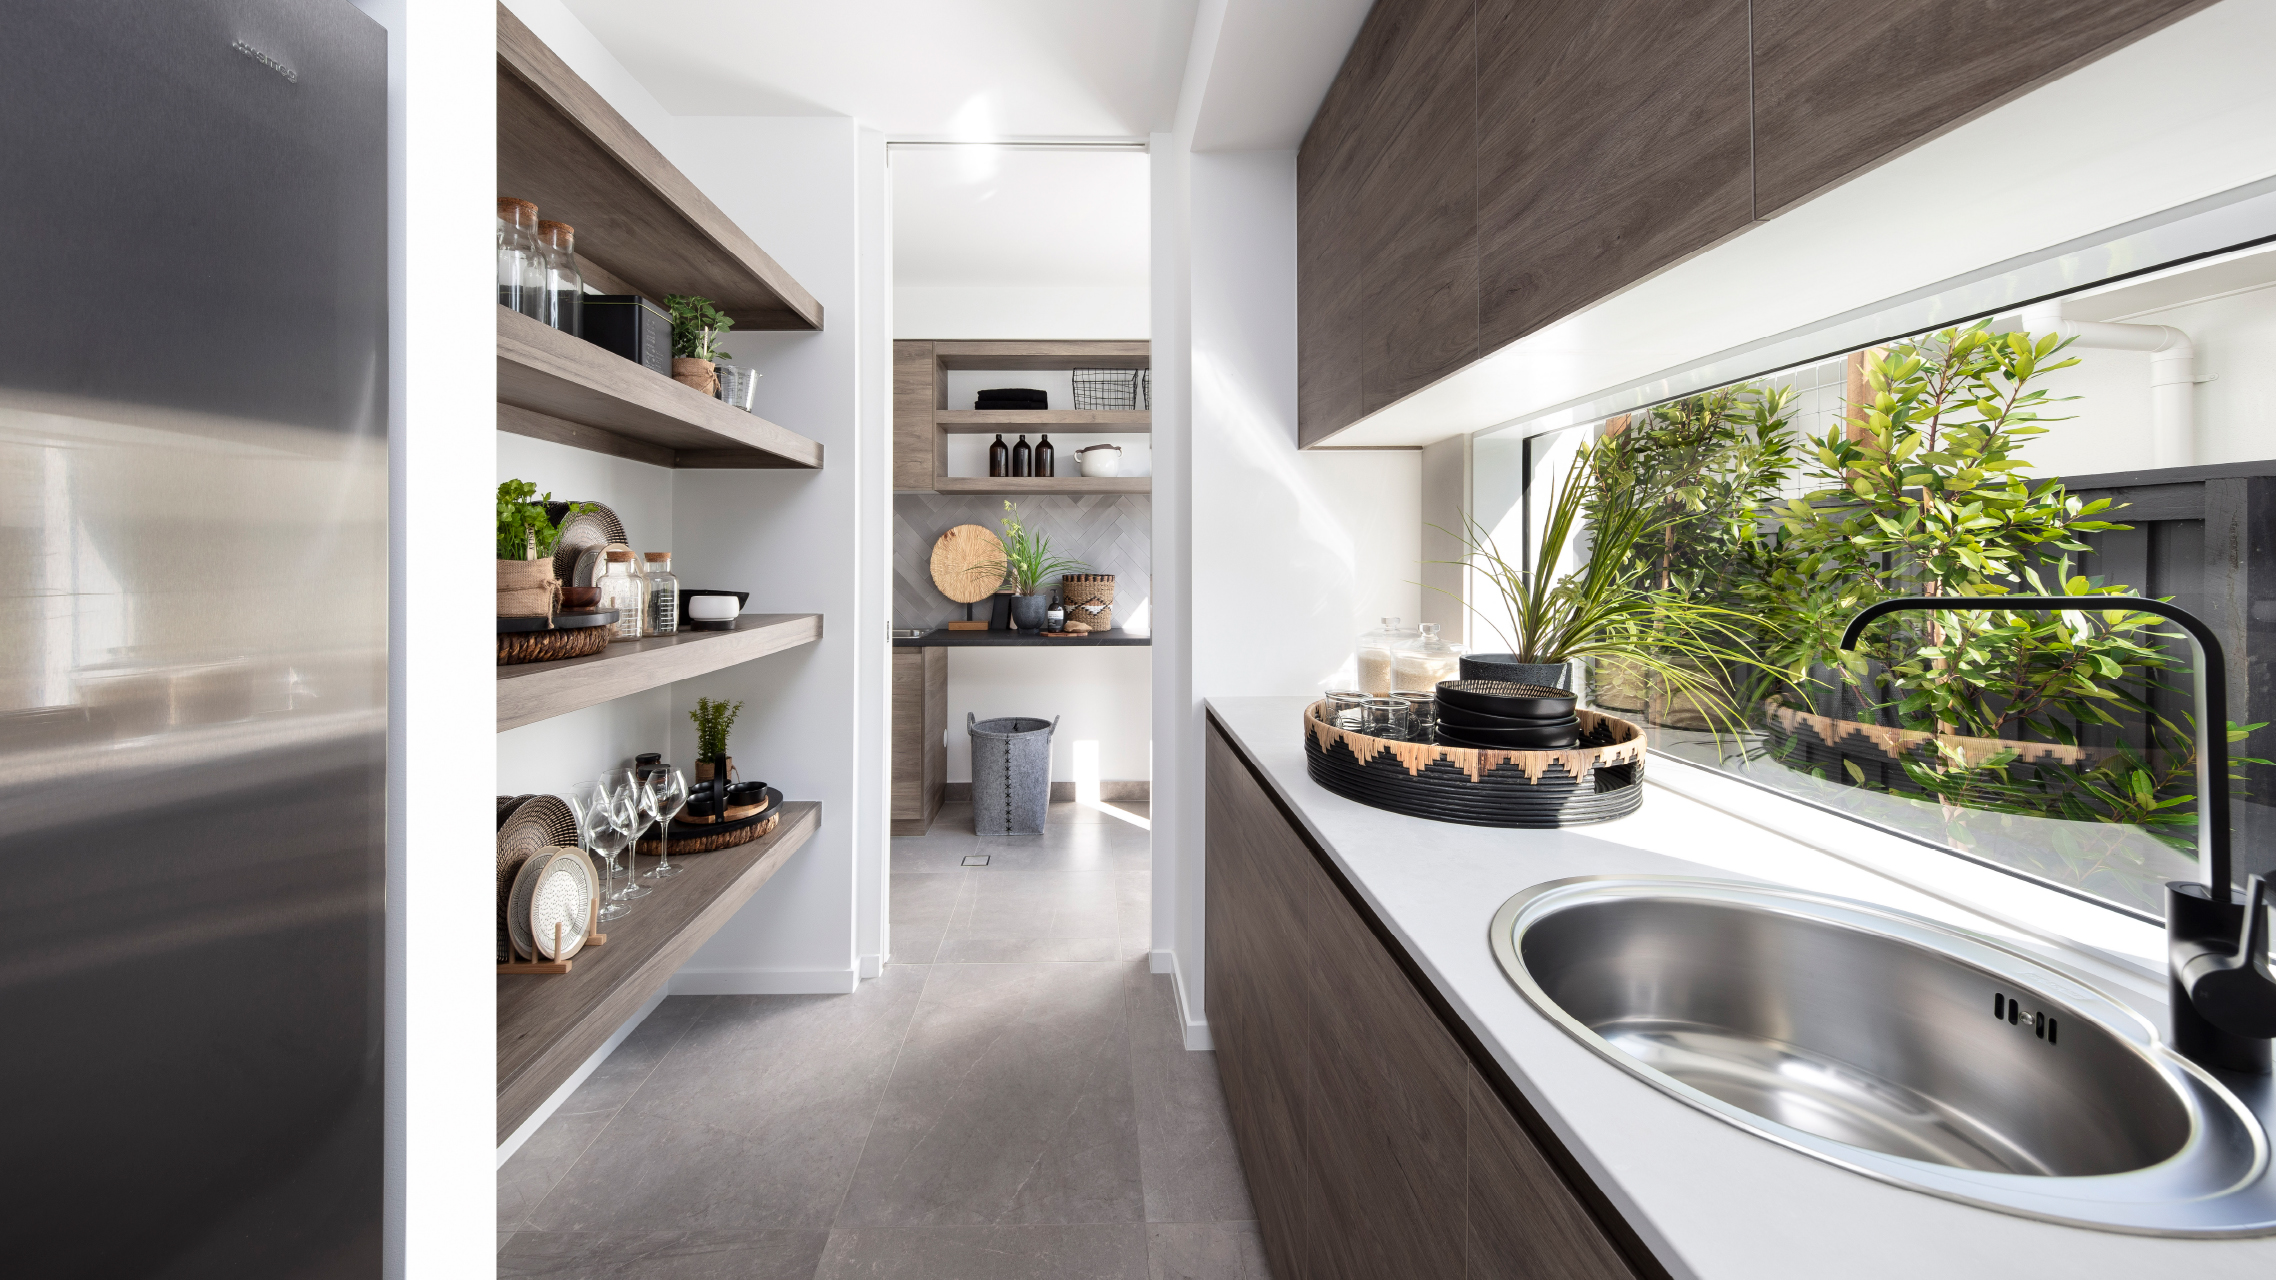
[969, 713, 1057, 834]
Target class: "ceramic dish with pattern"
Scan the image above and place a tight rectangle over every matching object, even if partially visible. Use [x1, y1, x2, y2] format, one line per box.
[569, 541, 635, 589]
[507, 845, 592, 960]
[497, 794, 579, 960]
[548, 501, 627, 583]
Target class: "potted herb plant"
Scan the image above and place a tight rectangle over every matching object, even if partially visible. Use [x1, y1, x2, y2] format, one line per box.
[496, 479, 590, 616]
[664, 294, 734, 395]
[974, 501, 1087, 633]
[690, 695, 744, 783]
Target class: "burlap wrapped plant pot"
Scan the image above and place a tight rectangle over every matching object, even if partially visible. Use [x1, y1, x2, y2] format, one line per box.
[497, 558, 558, 618]
[1061, 573, 1114, 633]
[672, 357, 718, 395]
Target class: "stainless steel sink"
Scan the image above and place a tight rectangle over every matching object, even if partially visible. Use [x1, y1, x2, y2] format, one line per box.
[1491, 877, 2276, 1235]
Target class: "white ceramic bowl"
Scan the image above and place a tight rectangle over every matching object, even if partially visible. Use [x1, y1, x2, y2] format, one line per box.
[687, 594, 740, 622]
[1077, 445, 1122, 477]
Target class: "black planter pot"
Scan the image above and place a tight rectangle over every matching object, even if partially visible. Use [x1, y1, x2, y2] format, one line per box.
[1008, 594, 1048, 633]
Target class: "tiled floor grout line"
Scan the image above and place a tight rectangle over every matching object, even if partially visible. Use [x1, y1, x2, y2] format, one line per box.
[822, 960, 938, 1234]
[507, 999, 709, 1233]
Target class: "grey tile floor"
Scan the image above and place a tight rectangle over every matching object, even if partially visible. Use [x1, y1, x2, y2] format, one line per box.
[499, 800, 1271, 1279]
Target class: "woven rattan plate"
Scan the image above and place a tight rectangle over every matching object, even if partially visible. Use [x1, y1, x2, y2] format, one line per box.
[497, 795, 579, 960]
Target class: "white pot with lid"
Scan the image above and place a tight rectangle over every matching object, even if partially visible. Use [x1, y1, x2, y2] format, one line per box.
[1076, 443, 1123, 477]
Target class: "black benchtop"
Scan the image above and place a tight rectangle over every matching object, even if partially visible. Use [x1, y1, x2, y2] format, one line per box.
[893, 628, 1149, 647]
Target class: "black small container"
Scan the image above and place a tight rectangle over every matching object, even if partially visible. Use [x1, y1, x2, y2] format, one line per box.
[1434, 722, 1579, 750]
[580, 294, 671, 376]
[1436, 680, 1577, 720]
[1435, 702, 1576, 730]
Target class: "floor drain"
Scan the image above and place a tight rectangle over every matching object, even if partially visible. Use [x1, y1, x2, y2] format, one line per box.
[961, 855, 990, 866]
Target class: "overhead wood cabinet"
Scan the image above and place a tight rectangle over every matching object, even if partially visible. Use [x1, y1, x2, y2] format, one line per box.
[1295, 0, 2208, 446]
[1750, 0, 2208, 215]
[1205, 719, 1651, 1280]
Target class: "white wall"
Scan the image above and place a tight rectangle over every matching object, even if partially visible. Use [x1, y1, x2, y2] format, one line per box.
[2014, 284, 2276, 476]
[1148, 137, 1424, 1046]
[946, 647, 1153, 782]
[668, 115, 881, 996]
[897, 285, 1150, 339]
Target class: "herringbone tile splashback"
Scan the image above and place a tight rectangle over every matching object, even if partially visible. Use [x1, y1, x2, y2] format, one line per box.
[895, 494, 1149, 630]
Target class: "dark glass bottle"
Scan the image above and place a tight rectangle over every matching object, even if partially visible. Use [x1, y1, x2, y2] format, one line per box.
[1011, 435, 1032, 477]
[1035, 434, 1055, 477]
[989, 433, 1008, 477]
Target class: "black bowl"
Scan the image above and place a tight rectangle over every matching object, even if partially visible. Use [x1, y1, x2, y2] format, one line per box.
[1435, 701, 1579, 730]
[1435, 722, 1580, 750]
[1435, 680, 1577, 720]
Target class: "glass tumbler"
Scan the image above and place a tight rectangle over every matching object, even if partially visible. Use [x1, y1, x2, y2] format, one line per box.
[1324, 690, 1369, 730]
[1360, 696, 1414, 740]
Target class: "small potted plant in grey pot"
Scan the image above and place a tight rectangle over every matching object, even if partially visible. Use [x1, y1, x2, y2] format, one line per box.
[975, 500, 1086, 634]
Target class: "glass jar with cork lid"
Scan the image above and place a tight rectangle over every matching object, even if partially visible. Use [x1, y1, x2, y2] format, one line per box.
[596, 550, 645, 642]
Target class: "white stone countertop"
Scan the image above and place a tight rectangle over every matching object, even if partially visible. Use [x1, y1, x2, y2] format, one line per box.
[1204, 696, 2276, 1280]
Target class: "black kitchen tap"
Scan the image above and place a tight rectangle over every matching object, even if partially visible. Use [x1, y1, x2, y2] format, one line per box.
[1840, 596, 2276, 1073]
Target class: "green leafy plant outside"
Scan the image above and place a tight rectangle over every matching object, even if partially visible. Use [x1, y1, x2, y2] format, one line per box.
[664, 294, 734, 363]
[973, 501, 1088, 597]
[690, 696, 744, 761]
[496, 479, 591, 560]
[1587, 322, 2267, 881]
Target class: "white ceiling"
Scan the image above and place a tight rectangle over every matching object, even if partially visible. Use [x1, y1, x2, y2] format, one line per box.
[558, 0, 1201, 138]
[892, 147, 1150, 288]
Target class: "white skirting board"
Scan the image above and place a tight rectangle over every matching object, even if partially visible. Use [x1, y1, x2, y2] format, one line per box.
[667, 965, 861, 996]
[1152, 948, 1213, 1051]
[495, 986, 668, 1168]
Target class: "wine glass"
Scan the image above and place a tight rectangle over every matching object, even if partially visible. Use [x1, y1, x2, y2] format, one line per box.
[604, 770, 653, 900]
[642, 768, 690, 880]
[567, 780, 631, 921]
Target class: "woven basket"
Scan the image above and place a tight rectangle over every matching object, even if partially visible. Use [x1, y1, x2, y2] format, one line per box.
[1061, 573, 1114, 632]
[498, 625, 610, 666]
[1303, 701, 1646, 828]
[637, 810, 778, 856]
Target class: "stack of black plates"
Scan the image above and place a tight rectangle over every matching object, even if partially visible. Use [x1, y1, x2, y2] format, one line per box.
[1434, 680, 1580, 749]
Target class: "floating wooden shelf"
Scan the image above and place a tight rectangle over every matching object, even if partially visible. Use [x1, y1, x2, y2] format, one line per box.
[497, 4, 820, 331]
[497, 613, 823, 732]
[932, 476, 1151, 496]
[496, 308, 823, 470]
[896, 339, 1152, 491]
[935, 410, 1150, 433]
[498, 802, 819, 1142]
[931, 339, 1149, 370]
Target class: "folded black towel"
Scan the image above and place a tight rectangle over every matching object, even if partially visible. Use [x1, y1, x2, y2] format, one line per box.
[977, 388, 1047, 404]
[977, 400, 1048, 410]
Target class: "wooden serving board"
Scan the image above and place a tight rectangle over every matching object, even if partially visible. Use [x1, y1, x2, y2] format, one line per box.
[929, 524, 1005, 604]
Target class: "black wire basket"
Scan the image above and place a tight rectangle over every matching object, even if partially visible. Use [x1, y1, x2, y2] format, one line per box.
[1072, 367, 1148, 410]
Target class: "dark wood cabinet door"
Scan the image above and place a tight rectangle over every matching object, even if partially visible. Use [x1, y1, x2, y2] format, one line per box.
[1205, 725, 1316, 1279]
[1304, 861, 1471, 1279]
[1752, 0, 2205, 215]
[1475, 0, 1753, 355]
[1355, 0, 1479, 418]
[1468, 1067, 1638, 1280]
[1296, 32, 1373, 447]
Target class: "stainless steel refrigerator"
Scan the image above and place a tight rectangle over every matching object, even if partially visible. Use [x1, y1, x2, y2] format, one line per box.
[0, 1, 388, 1274]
